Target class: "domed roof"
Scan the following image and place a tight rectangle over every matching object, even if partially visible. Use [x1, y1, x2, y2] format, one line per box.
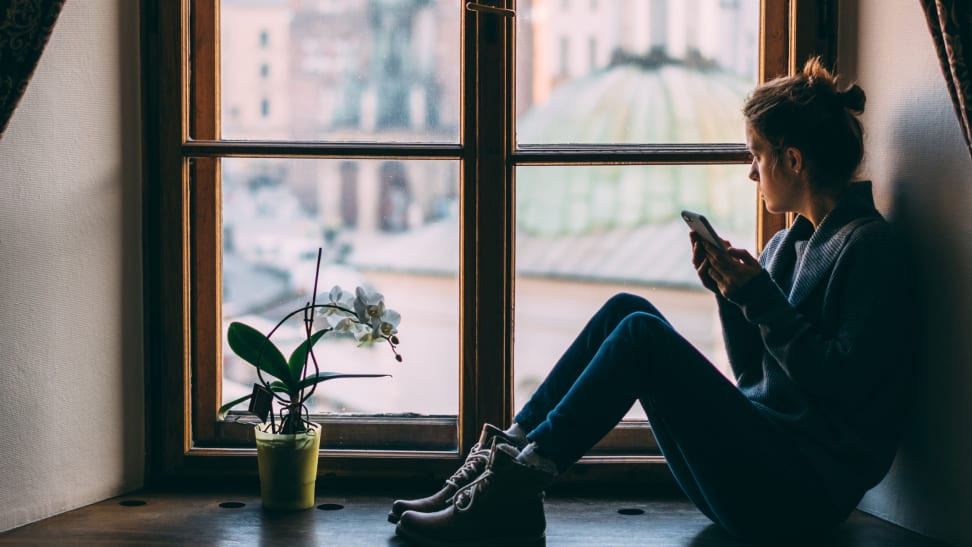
[516, 62, 754, 238]
[519, 63, 751, 144]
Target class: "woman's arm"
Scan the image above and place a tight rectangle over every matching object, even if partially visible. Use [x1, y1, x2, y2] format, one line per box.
[691, 232, 767, 381]
[716, 295, 765, 382]
[724, 224, 910, 401]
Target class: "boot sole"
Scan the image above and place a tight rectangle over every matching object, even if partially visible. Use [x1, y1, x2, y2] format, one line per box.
[395, 521, 545, 546]
[387, 511, 400, 524]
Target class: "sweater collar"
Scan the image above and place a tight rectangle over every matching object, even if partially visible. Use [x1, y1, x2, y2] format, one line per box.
[768, 181, 882, 306]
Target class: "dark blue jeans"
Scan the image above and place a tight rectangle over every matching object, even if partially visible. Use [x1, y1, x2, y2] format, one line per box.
[513, 293, 844, 541]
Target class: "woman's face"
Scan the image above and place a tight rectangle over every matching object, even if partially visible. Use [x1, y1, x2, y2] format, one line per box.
[746, 124, 803, 214]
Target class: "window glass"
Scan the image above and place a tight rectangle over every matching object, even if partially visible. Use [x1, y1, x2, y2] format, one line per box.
[514, 164, 756, 418]
[221, 157, 460, 415]
[219, 0, 460, 143]
[515, 0, 759, 144]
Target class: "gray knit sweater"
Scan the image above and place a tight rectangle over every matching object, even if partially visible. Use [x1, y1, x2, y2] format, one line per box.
[718, 181, 913, 514]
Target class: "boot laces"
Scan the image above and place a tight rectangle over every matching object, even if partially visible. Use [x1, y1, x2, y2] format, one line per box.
[443, 443, 489, 489]
[453, 469, 494, 512]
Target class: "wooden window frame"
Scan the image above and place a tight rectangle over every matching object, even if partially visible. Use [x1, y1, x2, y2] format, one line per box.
[141, 0, 835, 485]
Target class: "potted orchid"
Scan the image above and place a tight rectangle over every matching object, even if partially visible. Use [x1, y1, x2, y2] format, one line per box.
[218, 250, 402, 511]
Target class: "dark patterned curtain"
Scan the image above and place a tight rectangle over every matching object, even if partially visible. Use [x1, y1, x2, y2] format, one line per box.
[922, 0, 972, 159]
[0, 0, 66, 138]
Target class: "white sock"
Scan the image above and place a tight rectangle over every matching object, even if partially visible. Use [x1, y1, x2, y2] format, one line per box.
[504, 422, 528, 445]
[516, 442, 559, 475]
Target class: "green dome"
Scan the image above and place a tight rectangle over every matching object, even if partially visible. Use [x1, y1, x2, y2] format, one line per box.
[516, 63, 754, 238]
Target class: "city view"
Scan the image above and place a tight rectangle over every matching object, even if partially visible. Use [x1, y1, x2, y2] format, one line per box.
[217, 0, 760, 419]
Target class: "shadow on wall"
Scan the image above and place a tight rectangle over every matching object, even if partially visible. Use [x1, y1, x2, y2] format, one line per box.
[876, 87, 972, 542]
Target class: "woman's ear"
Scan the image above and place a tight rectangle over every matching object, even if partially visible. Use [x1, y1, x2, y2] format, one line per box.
[784, 146, 804, 175]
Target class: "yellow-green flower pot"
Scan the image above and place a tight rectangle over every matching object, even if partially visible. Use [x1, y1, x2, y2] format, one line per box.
[254, 422, 322, 511]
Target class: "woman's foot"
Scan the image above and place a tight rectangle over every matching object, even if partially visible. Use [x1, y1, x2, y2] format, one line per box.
[387, 423, 526, 523]
[394, 442, 556, 546]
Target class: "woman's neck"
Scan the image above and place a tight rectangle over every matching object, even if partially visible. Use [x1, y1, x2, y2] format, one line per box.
[801, 184, 849, 229]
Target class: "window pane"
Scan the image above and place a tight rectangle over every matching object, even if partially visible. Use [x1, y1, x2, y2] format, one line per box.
[218, 0, 460, 143]
[221, 158, 459, 415]
[514, 164, 755, 419]
[516, 0, 759, 144]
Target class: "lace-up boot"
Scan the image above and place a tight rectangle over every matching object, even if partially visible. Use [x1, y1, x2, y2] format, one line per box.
[387, 423, 526, 523]
[394, 442, 556, 546]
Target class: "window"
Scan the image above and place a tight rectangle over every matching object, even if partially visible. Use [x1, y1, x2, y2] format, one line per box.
[143, 0, 832, 482]
[588, 36, 596, 72]
[559, 36, 569, 76]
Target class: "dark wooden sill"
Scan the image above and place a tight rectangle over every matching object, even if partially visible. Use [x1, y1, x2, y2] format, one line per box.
[0, 487, 949, 546]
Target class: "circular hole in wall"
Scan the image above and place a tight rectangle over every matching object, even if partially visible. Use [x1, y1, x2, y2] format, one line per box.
[219, 501, 246, 509]
[317, 503, 344, 511]
[617, 508, 645, 516]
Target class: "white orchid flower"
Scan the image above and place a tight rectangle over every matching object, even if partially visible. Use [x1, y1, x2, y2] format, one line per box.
[318, 285, 355, 317]
[375, 308, 401, 338]
[313, 314, 332, 330]
[332, 317, 356, 333]
[354, 286, 386, 324]
[353, 328, 376, 344]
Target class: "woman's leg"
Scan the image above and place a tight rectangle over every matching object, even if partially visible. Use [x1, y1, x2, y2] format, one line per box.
[523, 304, 843, 541]
[642, 369, 845, 539]
[514, 292, 667, 433]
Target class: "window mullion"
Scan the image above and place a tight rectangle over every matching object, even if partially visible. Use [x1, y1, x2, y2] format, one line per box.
[756, 0, 792, 251]
[189, 0, 223, 446]
[464, 1, 516, 451]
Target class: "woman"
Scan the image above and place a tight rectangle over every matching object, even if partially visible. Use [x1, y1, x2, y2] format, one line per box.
[390, 58, 913, 545]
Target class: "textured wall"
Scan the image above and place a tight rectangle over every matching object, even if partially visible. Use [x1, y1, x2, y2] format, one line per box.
[0, 0, 143, 532]
[840, 1, 972, 545]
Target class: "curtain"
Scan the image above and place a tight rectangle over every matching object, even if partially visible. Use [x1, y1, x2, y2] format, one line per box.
[0, 0, 66, 138]
[922, 0, 972, 158]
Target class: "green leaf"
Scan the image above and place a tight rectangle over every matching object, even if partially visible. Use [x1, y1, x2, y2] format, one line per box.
[295, 372, 390, 392]
[227, 322, 291, 387]
[217, 393, 253, 419]
[287, 329, 331, 386]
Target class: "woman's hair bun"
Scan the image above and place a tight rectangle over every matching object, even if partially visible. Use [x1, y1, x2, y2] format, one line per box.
[800, 57, 866, 114]
[839, 85, 866, 114]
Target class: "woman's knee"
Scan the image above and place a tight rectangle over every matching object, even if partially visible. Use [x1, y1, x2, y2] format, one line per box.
[603, 292, 662, 318]
[597, 313, 678, 378]
[617, 311, 672, 338]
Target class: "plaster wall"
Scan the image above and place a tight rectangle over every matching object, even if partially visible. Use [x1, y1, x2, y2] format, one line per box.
[840, 1, 972, 545]
[0, 0, 143, 532]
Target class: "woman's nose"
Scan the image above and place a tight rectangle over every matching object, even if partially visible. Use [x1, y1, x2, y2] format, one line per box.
[748, 162, 759, 182]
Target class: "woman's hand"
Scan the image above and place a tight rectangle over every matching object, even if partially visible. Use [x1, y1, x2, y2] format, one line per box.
[690, 232, 721, 294]
[691, 232, 762, 298]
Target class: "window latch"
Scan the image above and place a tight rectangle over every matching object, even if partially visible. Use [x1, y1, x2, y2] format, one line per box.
[465, 2, 515, 18]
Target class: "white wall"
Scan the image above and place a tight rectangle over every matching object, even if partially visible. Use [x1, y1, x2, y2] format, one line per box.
[0, 0, 143, 532]
[840, 1, 972, 545]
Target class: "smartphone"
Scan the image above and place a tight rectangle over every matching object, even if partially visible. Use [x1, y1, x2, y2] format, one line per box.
[681, 210, 728, 252]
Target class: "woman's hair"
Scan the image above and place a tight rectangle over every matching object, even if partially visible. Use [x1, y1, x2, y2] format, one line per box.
[743, 57, 866, 190]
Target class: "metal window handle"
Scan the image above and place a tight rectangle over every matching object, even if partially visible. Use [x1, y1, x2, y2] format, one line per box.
[465, 2, 515, 17]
